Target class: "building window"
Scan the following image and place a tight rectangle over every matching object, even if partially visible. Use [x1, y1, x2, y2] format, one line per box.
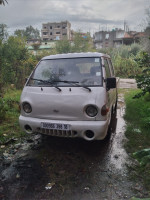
[57, 26, 60, 28]
[63, 33, 67, 35]
[56, 36, 60, 40]
[43, 32, 48, 35]
[105, 34, 109, 39]
[50, 32, 53, 35]
[44, 26, 47, 29]
[50, 26, 52, 29]
[56, 32, 60, 34]
[62, 26, 66, 29]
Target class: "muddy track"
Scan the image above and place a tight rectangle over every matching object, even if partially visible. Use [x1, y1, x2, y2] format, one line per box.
[0, 79, 148, 200]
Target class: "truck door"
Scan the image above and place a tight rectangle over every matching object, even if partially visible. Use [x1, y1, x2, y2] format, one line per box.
[103, 58, 115, 112]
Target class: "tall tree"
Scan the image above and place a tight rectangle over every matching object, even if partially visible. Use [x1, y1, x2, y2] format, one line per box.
[0, 36, 37, 89]
[0, 24, 8, 41]
[32, 42, 41, 56]
[134, 8, 150, 98]
[134, 51, 150, 98]
[24, 25, 40, 40]
[0, 0, 8, 5]
[14, 26, 40, 40]
[14, 29, 26, 38]
[145, 6, 150, 27]
[55, 32, 93, 54]
[140, 7, 150, 53]
[56, 38, 71, 53]
[71, 32, 93, 53]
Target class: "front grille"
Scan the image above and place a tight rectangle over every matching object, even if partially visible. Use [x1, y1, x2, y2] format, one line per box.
[38, 128, 78, 137]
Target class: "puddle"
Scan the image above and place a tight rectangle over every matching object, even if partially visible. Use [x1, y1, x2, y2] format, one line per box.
[109, 94, 129, 170]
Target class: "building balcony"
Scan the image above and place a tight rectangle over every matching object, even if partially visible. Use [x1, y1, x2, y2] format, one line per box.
[42, 35, 49, 39]
[41, 29, 49, 32]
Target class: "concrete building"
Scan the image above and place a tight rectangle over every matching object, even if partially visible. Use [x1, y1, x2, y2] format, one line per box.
[26, 39, 41, 45]
[93, 29, 145, 49]
[94, 29, 127, 49]
[41, 21, 71, 41]
[27, 41, 56, 55]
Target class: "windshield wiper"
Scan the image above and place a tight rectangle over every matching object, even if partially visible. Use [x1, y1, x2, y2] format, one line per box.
[53, 80, 91, 92]
[30, 78, 61, 92]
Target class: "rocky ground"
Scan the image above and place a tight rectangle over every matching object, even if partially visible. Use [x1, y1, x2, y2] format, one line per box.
[0, 79, 149, 200]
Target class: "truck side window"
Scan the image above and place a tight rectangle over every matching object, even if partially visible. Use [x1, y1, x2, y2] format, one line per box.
[107, 59, 115, 76]
[104, 59, 111, 78]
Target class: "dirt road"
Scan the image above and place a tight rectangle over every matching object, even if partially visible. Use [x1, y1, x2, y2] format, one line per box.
[0, 79, 148, 200]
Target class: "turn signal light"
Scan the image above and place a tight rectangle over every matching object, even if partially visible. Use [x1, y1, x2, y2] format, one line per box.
[101, 105, 109, 116]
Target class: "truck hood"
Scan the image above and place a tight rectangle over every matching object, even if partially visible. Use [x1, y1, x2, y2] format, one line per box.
[20, 86, 106, 121]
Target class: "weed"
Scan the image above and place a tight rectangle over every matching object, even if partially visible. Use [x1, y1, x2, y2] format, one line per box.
[124, 89, 150, 190]
[0, 88, 25, 146]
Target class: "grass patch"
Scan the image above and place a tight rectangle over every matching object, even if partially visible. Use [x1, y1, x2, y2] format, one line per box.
[0, 88, 25, 148]
[124, 89, 150, 190]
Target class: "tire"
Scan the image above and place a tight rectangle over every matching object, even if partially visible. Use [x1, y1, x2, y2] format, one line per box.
[114, 98, 118, 112]
[104, 108, 113, 140]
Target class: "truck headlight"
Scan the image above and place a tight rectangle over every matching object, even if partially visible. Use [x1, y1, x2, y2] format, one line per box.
[22, 102, 32, 113]
[86, 105, 98, 117]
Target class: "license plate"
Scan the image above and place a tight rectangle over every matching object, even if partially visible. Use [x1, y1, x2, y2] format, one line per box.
[41, 122, 70, 131]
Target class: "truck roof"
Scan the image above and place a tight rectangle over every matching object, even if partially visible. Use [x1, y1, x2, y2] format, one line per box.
[42, 52, 110, 60]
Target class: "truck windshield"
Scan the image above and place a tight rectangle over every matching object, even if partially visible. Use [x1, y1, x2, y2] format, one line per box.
[27, 57, 102, 87]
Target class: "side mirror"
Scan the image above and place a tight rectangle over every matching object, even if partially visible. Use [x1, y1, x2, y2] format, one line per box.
[106, 77, 116, 90]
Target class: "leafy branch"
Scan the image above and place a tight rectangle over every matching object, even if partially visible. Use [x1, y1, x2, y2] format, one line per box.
[0, 0, 8, 5]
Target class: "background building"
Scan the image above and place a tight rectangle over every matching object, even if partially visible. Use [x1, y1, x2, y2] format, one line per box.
[41, 21, 71, 41]
[93, 29, 145, 49]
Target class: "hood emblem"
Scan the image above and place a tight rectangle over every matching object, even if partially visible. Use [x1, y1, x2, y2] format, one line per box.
[53, 109, 59, 113]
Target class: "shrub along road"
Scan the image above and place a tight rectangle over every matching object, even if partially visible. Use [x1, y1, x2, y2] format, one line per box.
[0, 79, 149, 200]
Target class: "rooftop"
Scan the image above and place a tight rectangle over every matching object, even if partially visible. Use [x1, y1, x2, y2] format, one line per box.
[42, 52, 110, 60]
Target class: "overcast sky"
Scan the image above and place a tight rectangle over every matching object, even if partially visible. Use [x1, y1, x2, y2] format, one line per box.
[0, 0, 150, 35]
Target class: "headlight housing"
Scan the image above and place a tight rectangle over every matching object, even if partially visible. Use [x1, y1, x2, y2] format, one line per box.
[86, 105, 98, 117]
[22, 102, 32, 113]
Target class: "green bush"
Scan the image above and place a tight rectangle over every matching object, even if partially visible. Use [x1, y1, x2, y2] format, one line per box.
[124, 89, 150, 190]
[0, 36, 38, 89]
[0, 97, 7, 121]
[0, 89, 25, 145]
[134, 51, 150, 98]
[98, 45, 141, 78]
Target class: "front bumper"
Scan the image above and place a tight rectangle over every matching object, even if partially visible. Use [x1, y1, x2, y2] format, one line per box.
[19, 115, 109, 141]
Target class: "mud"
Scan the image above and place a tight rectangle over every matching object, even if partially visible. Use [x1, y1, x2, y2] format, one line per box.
[0, 79, 149, 200]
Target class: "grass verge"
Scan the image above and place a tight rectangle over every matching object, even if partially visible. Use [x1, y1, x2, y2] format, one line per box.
[0, 88, 25, 150]
[124, 89, 150, 190]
